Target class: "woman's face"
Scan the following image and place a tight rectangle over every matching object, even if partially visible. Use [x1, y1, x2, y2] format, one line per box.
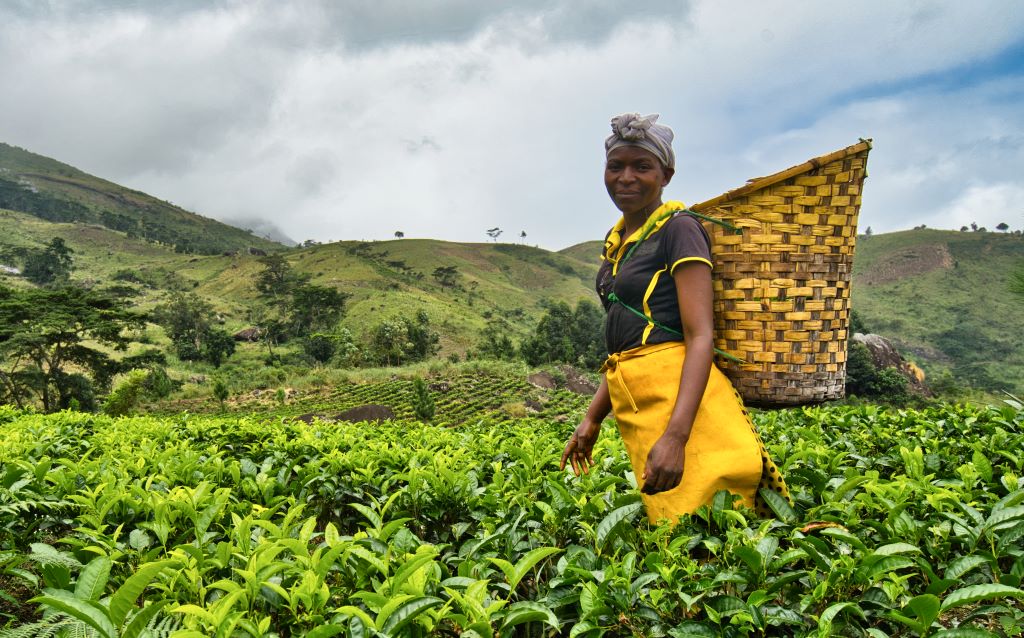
[604, 146, 674, 216]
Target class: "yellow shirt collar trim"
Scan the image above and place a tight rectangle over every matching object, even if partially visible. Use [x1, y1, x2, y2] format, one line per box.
[602, 200, 686, 274]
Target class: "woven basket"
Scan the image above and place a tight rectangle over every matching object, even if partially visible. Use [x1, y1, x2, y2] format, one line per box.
[690, 139, 872, 407]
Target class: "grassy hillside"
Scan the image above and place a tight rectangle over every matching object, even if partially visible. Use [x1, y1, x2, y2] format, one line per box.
[0, 142, 281, 254]
[851, 228, 1024, 393]
[0, 211, 599, 355]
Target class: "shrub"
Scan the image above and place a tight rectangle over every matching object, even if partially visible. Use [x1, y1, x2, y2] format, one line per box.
[142, 366, 177, 399]
[303, 333, 337, 364]
[212, 377, 230, 408]
[845, 342, 912, 404]
[58, 373, 97, 412]
[411, 378, 435, 422]
[103, 370, 150, 416]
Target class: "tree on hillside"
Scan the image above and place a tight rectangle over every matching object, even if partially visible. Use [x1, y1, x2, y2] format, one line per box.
[971, 222, 978, 231]
[960, 226, 969, 232]
[521, 300, 605, 368]
[997, 222, 1010, 232]
[520, 231, 527, 244]
[0, 285, 147, 411]
[477, 319, 518, 361]
[22, 237, 74, 286]
[368, 311, 440, 367]
[255, 253, 310, 302]
[152, 292, 236, 367]
[394, 231, 405, 239]
[288, 284, 350, 336]
[486, 227, 502, 242]
[432, 265, 460, 290]
[252, 256, 350, 361]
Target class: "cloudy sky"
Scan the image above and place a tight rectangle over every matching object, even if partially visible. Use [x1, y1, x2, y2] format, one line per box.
[1, 1, 1023, 248]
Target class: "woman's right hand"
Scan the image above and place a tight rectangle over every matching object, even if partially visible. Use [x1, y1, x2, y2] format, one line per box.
[560, 418, 602, 476]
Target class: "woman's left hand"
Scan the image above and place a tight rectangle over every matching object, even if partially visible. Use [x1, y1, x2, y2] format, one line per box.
[641, 434, 687, 495]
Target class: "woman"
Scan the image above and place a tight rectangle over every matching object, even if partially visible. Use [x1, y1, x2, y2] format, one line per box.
[560, 113, 788, 522]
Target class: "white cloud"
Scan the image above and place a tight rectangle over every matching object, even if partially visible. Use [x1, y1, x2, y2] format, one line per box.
[0, 1, 1022, 247]
[941, 184, 1024, 231]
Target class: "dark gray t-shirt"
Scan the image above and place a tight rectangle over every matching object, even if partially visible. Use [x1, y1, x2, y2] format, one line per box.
[596, 213, 712, 355]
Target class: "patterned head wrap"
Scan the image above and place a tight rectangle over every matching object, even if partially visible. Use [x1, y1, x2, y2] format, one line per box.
[604, 113, 675, 170]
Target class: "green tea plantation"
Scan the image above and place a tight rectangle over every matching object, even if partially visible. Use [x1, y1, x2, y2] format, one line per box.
[1, 397, 1023, 637]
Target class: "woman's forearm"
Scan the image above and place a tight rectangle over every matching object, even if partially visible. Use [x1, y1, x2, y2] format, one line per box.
[585, 375, 612, 424]
[663, 334, 713, 443]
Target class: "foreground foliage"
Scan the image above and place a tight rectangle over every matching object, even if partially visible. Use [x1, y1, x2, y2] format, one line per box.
[1, 400, 1023, 636]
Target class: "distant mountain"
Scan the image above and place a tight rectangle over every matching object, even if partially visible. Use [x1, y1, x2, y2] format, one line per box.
[222, 216, 298, 247]
[0, 142, 281, 255]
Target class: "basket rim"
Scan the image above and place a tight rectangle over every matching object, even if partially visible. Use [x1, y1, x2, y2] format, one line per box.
[691, 138, 872, 212]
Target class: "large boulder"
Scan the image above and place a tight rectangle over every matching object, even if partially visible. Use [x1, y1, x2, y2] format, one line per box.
[233, 327, 263, 342]
[561, 365, 599, 395]
[334, 404, 396, 423]
[852, 333, 929, 394]
[527, 371, 557, 389]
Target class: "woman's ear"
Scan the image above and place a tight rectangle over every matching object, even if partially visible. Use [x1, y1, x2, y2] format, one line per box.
[662, 167, 675, 187]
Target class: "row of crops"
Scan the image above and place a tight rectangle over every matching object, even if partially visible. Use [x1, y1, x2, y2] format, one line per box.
[210, 370, 594, 424]
[1, 400, 1024, 636]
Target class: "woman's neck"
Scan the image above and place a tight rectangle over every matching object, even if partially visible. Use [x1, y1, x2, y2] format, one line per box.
[621, 199, 664, 238]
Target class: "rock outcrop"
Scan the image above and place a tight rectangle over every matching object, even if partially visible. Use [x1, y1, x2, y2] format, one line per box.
[853, 333, 930, 395]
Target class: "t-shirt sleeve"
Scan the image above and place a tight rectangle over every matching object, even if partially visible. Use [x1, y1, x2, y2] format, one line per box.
[662, 213, 713, 273]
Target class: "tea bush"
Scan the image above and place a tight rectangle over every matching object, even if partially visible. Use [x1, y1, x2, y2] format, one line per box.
[1, 400, 1022, 636]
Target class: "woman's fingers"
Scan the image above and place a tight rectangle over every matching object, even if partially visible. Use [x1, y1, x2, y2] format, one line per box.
[561, 438, 589, 476]
[561, 431, 598, 476]
[641, 465, 682, 494]
[559, 440, 574, 471]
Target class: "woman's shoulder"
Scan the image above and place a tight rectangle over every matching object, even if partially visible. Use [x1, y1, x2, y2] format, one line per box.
[662, 211, 711, 246]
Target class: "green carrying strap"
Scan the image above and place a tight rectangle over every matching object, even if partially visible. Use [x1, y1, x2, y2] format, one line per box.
[609, 207, 745, 365]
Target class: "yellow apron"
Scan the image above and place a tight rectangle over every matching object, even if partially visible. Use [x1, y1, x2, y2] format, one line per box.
[602, 341, 789, 522]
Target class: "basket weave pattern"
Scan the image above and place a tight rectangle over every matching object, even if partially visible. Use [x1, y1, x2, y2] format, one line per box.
[692, 141, 871, 407]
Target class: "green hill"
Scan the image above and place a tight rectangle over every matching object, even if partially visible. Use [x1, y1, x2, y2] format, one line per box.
[0, 142, 281, 254]
[0, 209, 599, 354]
[851, 228, 1024, 394]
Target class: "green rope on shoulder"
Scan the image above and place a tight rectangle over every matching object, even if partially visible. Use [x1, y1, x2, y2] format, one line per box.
[607, 292, 745, 365]
[680, 208, 743, 234]
[610, 207, 745, 365]
[620, 207, 741, 265]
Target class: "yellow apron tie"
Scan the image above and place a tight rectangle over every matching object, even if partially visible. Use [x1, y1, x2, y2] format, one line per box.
[601, 342, 683, 414]
[601, 352, 639, 413]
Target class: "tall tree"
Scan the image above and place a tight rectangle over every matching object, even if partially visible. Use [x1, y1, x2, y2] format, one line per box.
[521, 300, 604, 368]
[0, 285, 145, 411]
[288, 284, 350, 336]
[22, 237, 74, 286]
[255, 253, 309, 302]
[152, 292, 236, 367]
